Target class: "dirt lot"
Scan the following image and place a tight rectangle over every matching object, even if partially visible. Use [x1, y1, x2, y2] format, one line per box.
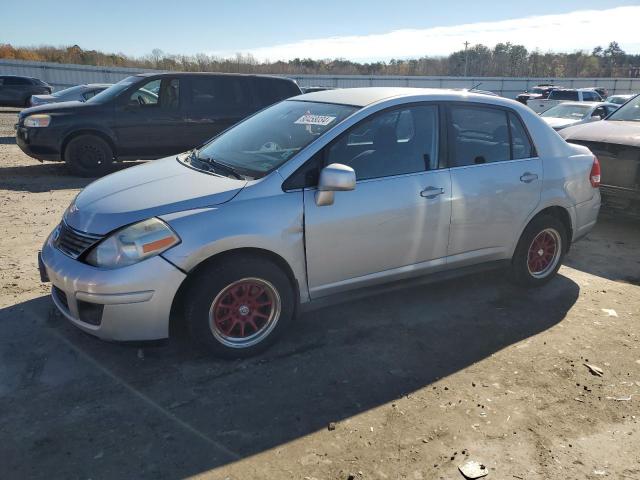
[1, 107, 639, 480]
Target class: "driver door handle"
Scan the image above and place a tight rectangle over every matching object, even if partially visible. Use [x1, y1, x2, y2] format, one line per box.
[420, 186, 445, 199]
[520, 172, 539, 183]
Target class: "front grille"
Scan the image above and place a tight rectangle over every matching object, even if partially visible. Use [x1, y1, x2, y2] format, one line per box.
[52, 285, 69, 311]
[54, 222, 103, 259]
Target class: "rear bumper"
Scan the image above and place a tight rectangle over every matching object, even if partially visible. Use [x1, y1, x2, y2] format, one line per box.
[41, 232, 186, 341]
[16, 126, 63, 161]
[573, 191, 601, 242]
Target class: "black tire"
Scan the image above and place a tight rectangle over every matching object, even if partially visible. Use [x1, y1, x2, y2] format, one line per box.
[23, 97, 31, 107]
[64, 135, 114, 177]
[511, 214, 567, 287]
[184, 255, 296, 358]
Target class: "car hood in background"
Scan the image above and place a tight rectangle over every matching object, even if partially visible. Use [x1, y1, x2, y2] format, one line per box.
[30, 94, 56, 104]
[542, 117, 580, 130]
[559, 120, 640, 146]
[20, 100, 87, 118]
[64, 157, 247, 235]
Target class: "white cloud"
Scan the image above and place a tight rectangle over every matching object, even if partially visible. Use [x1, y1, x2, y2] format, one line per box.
[214, 6, 640, 61]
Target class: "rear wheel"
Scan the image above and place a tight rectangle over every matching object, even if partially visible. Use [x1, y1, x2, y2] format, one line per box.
[184, 256, 295, 358]
[511, 215, 567, 287]
[64, 135, 114, 177]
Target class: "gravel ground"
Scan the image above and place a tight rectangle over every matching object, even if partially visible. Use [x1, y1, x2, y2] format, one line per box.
[0, 107, 639, 480]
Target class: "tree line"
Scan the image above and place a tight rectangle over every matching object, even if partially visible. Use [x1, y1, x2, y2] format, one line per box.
[1, 41, 638, 77]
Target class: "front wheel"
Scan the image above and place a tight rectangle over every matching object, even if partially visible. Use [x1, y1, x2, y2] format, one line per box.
[64, 135, 115, 177]
[184, 256, 295, 358]
[511, 215, 567, 287]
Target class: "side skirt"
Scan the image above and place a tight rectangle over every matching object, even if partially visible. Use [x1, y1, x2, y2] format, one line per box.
[299, 259, 511, 313]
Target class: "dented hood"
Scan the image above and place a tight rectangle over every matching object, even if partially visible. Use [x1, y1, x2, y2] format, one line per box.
[64, 157, 247, 235]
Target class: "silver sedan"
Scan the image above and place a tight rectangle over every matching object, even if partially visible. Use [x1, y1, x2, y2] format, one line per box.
[40, 88, 601, 357]
[30, 83, 111, 106]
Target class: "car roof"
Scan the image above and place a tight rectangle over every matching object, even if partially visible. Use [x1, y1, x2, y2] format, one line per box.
[132, 72, 297, 83]
[293, 87, 508, 107]
[84, 83, 112, 88]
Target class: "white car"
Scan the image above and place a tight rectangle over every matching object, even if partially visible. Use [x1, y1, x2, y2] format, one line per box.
[527, 89, 602, 114]
[605, 94, 636, 106]
[540, 102, 619, 130]
[29, 83, 112, 106]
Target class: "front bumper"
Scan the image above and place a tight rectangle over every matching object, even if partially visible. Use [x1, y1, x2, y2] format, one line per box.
[41, 233, 186, 341]
[16, 126, 63, 161]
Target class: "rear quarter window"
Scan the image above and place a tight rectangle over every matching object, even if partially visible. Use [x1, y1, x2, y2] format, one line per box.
[252, 78, 300, 107]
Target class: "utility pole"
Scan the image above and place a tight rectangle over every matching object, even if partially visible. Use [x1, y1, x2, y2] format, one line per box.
[464, 41, 470, 77]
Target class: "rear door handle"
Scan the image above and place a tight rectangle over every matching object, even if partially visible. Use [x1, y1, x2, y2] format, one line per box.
[420, 186, 445, 199]
[520, 172, 538, 183]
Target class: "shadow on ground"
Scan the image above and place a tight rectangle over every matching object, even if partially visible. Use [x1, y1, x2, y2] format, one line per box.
[0, 270, 579, 479]
[0, 136, 16, 145]
[565, 213, 640, 286]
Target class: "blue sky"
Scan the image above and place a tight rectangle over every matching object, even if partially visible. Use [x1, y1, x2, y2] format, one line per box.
[4, 0, 640, 60]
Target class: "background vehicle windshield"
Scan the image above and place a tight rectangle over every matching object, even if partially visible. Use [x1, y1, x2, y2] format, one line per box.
[86, 76, 138, 104]
[529, 87, 544, 94]
[51, 85, 84, 98]
[607, 95, 640, 121]
[541, 104, 590, 119]
[196, 100, 358, 177]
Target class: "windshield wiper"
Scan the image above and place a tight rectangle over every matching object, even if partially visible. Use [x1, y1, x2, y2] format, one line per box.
[196, 153, 244, 180]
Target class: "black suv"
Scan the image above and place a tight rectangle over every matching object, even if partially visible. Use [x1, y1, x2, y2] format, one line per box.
[16, 72, 302, 176]
[0, 75, 52, 107]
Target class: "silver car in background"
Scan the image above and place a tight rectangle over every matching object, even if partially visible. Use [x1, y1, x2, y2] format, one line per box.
[540, 101, 619, 130]
[40, 88, 601, 357]
[30, 83, 111, 106]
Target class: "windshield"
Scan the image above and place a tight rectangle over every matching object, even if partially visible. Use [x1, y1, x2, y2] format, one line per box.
[86, 76, 138, 104]
[528, 87, 545, 94]
[51, 85, 84, 98]
[194, 100, 358, 177]
[606, 95, 630, 105]
[541, 104, 590, 119]
[607, 95, 640, 121]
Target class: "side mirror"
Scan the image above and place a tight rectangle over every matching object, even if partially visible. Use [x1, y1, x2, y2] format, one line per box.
[315, 163, 356, 206]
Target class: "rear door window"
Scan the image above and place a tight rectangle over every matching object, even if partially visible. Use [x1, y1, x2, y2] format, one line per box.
[449, 106, 510, 166]
[187, 76, 250, 113]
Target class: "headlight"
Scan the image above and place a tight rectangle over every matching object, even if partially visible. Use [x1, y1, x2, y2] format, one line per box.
[85, 218, 180, 268]
[24, 114, 51, 128]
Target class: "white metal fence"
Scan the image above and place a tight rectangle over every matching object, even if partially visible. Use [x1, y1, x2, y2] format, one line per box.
[2, 59, 640, 98]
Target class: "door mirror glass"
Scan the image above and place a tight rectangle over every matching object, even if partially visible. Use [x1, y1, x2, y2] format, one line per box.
[315, 163, 355, 206]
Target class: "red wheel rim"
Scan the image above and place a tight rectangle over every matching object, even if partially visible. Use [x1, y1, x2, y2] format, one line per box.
[209, 278, 280, 347]
[527, 229, 560, 277]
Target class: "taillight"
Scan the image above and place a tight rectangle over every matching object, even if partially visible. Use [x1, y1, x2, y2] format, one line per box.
[590, 156, 601, 188]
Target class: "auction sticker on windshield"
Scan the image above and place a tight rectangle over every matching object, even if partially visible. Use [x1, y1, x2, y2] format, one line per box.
[294, 114, 336, 126]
